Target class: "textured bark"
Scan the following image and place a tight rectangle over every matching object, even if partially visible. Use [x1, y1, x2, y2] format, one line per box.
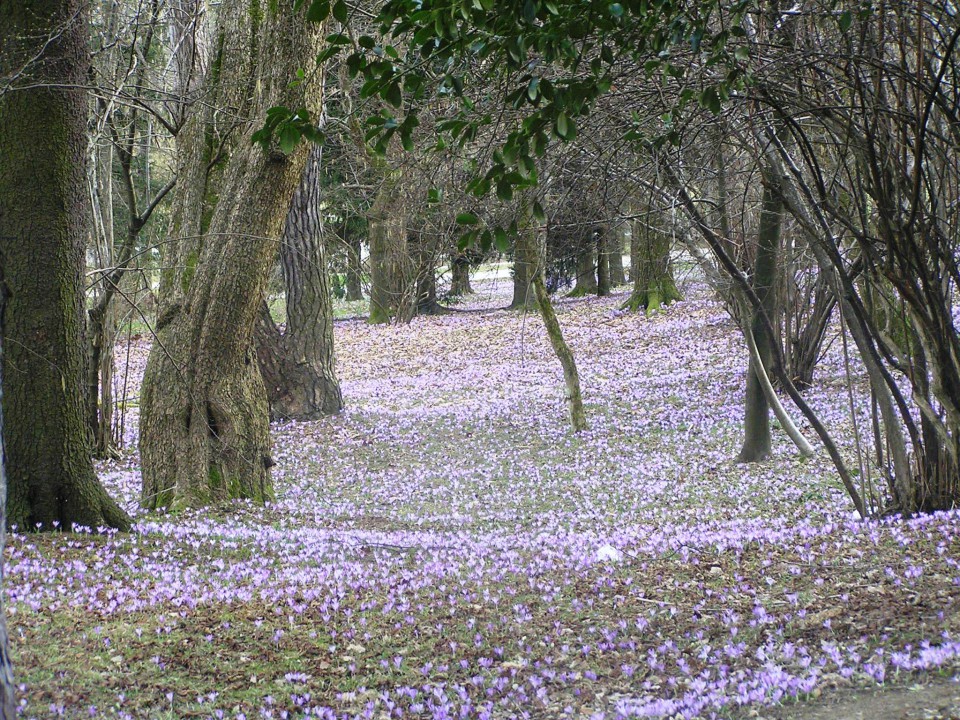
[737, 179, 782, 463]
[254, 146, 342, 420]
[345, 221, 364, 301]
[140, 0, 323, 510]
[449, 253, 474, 296]
[623, 214, 681, 315]
[413, 237, 443, 315]
[607, 227, 627, 286]
[0, 268, 19, 718]
[569, 245, 598, 296]
[511, 250, 537, 309]
[368, 174, 413, 323]
[0, 0, 130, 531]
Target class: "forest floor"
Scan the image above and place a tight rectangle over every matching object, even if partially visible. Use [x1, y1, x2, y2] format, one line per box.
[8, 274, 960, 719]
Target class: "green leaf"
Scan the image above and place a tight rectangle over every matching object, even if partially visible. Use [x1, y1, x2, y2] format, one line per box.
[494, 227, 510, 252]
[555, 112, 569, 139]
[838, 9, 852, 32]
[456, 212, 480, 225]
[427, 187, 442, 203]
[608, 2, 624, 17]
[734, 46, 750, 61]
[700, 87, 722, 114]
[532, 201, 546, 224]
[384, 81, 403, 108]
[306, 0, 329, 22]
[332, 0, 348, 22]
[526, 77, 540, 102]
[278, 125, 300, 154]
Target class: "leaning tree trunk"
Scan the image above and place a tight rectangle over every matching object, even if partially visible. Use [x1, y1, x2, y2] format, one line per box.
[0, 0, 130, 531]
[519, 202, 588, 432]
[140, 0, 322, 510]
[255, 145, 342, 420]
[623, 212, 682, 314]
[737, 178, 782, 463]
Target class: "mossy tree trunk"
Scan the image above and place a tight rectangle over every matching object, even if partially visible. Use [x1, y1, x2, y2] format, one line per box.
[622, 211, 681, 315]
[737, 178, 782, 463]
[0, 0, 130, 531]
[255, 145, 342, 420]
[139, 0, 322, 511]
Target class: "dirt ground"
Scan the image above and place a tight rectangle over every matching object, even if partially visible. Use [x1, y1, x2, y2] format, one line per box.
[757, 678, 960, 720]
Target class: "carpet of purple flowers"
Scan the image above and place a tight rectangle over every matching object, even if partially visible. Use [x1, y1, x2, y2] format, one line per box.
[8, 278, 960, 719]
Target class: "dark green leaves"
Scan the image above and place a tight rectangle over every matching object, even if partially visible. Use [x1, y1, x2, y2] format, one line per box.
[305, 0, 329, 23]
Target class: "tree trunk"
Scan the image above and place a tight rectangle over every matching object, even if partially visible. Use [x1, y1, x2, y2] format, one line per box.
[608, 224, 627, 286]
[368, 173, 412, 323]
[413, 236, 443, 315]
[569, 244, 598, 296]
[449, 253, 474, 296]
[622, 212, 681, 314]
[519, 203, 588, 432]
[345, 219, 364, 301]
[511, 249, 537, 309]
[140, 0, 322, 511]
[0, 266, 18, 719]
[737, 178, 782, 463]
[0, 0, 131, 531]
[254, 146, 342, 420]
[596, 226, 611, 296]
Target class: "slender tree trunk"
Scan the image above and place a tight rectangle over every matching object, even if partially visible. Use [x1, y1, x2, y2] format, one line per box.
[596, 227, 611, 296]
[345, 220, 364, 301]
[254, 146, 342, 420]
[608, 224, 627, 286]
[519, 203, 587, 432]
[140, 0, 322, 510]
[738, 178, 782, 462]
[0, 0, 130, 531]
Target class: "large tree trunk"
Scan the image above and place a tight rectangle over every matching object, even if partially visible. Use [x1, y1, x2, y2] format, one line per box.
[140, 0, 322, 511]
[608, 224, 627, 286]
[0, 0, 130, 531]
[511, 249, 537, 309]
[255, 146, 342, 420]
[737, 178, 782, 463]
[623, 211, 681, 314]
[569, 243, 598, 296]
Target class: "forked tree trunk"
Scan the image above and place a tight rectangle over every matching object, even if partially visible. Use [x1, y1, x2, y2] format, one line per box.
[623, 213, 681, 314]
[140, 0, 322, 510]
[0, 0, 130, 531]
[255, 145, 342, 420]
[738, 178, 782, 463]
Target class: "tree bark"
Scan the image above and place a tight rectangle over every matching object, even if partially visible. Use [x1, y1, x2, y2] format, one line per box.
[511, 248, 537, 309]
[622, 212, 681, 314]
[344, 219, 364, 301]
[368, 172, 412, 323]
[449, 253, 474, 296]
[140, 0, 323, 510]
[0, 0, 130, 531]
[569, 244, 598, 296]
[0, 265, 18, 718]
[608, 224, 627, 286]
[596, 226, 611, 296]
[737, 178, 782, 463]
[254, 146, 342, 420]
[519, 203, 588, 432]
